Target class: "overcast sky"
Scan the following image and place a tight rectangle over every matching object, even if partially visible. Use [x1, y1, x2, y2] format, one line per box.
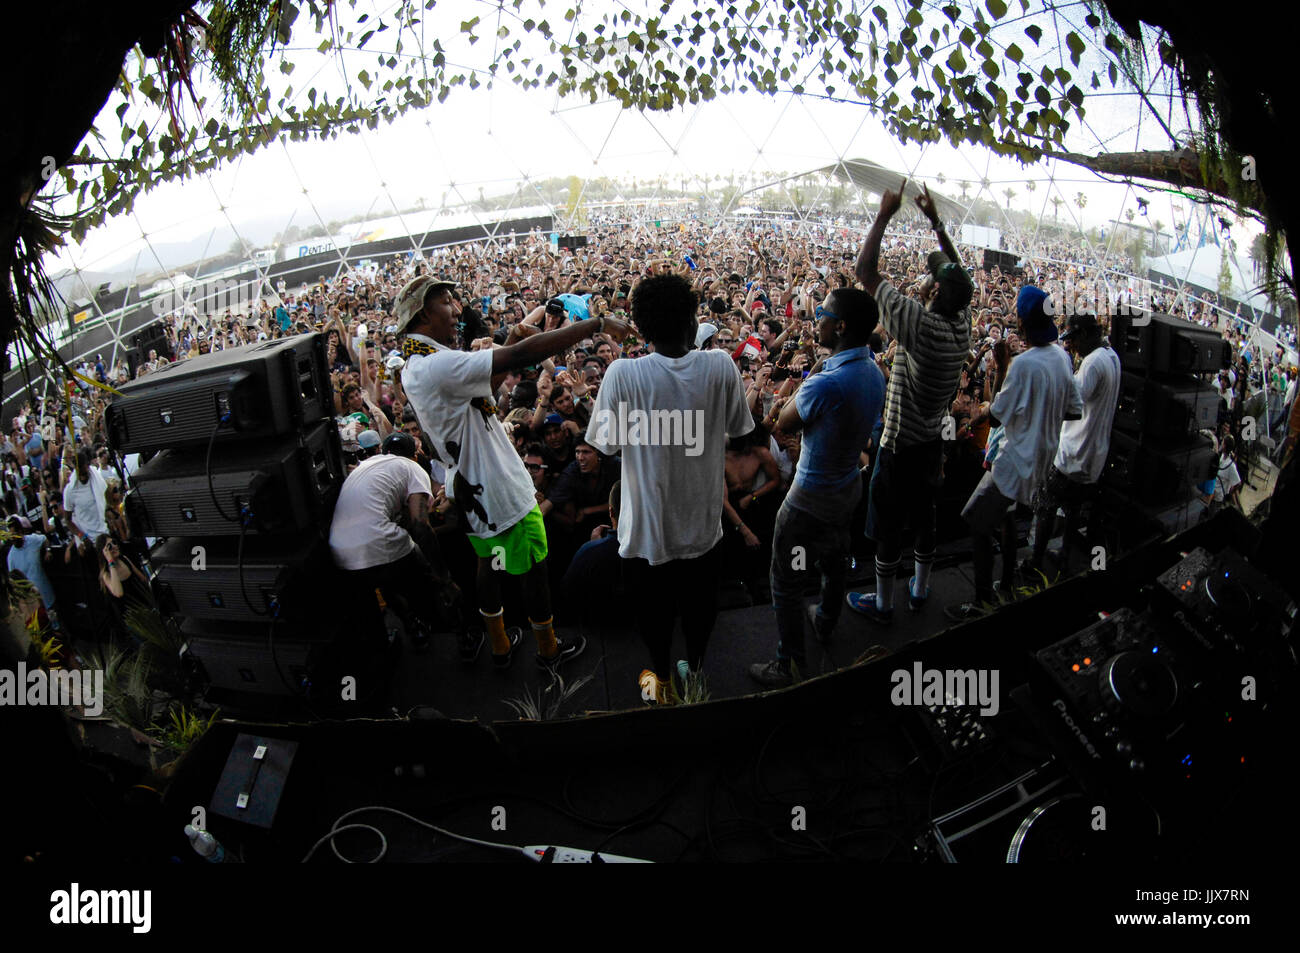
[49, 0, 1248, 279]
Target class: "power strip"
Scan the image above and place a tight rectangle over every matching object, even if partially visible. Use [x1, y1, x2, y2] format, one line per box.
[522, 845, 652, 863]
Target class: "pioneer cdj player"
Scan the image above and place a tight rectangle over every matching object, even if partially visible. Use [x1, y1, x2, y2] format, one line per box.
[1151, 547, 1298, 686]
[1028, 602, 1263, 813]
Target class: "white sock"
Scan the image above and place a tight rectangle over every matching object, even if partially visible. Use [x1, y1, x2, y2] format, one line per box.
[914, 550, 935, 595]
[875, 556, 900, 612]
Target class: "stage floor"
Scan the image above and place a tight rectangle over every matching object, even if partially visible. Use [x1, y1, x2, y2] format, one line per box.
[387, 559, 992, 722]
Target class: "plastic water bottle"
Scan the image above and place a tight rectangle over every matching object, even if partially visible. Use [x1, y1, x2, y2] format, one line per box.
[185, 825, 234, 863]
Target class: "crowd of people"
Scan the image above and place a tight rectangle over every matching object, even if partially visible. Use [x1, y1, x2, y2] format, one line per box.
[3, 193, 1297, 704]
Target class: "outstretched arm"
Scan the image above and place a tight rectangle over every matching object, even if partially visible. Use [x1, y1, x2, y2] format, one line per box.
[856, 176, 906, 295]
[915, 184, 962, 267]
[490, 316, 629, 375]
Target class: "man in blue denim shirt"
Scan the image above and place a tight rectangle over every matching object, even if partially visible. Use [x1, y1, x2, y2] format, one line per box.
[749, 288, 885, 686]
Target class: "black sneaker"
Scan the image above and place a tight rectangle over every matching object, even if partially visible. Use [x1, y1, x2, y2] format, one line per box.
[458, 629, 485, 664]
[536, 635, 587, 672]
[749, 659, 794, 688]
[491, 627, 523, 670]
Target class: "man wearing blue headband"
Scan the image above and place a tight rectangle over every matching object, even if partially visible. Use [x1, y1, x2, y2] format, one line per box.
[947, 285, 1082, 621]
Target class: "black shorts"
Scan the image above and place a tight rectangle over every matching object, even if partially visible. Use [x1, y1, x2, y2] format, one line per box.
[864, 439, 944, 547]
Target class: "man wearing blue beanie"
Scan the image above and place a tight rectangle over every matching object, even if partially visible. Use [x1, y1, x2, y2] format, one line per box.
[946, 285, 1082, 621]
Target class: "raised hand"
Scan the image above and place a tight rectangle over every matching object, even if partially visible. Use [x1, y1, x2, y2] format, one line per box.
[915, 183, 939, 225]
[878, 176, 907, 219]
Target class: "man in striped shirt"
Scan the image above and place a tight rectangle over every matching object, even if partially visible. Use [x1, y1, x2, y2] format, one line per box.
[847, 181, 973, 623]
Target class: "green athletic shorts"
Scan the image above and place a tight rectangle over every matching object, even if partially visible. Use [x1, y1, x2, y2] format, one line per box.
[467, 506, 548, 575]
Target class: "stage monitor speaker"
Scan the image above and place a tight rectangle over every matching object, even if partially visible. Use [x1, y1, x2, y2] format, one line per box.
[126, 320, 171, 378]
[181, 626, 322, 697]
[105, 333, 330, 453]
[126, 421, 344, 538]
[152, 532, 332, 624]
[1114, 372, 1220, 441]
[982, 248, 1022, 273]
[1112, 312, 1231, 376]
[1103, 430, 1217, 504]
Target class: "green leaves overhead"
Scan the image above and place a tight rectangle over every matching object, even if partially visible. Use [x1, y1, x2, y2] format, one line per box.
[48, 0, 1124, 255]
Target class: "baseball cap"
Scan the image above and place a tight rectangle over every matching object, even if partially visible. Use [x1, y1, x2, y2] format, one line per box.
[382, 432, 417, 458]
[357, 429, 382, 450]
[394, 275, 457, 333]
[695, 322, 718, 349]
[926, 251, 974, 312]
[1059, 312, 1100, 342]
[543, 413, 565, 428]
[1016, 286, 1059, 346]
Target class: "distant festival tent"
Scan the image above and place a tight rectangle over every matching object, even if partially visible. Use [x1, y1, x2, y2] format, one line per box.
[817, 158, 965, 221]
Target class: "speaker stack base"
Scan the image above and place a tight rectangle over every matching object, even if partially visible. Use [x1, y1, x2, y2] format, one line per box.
[108, 333, 363, 714]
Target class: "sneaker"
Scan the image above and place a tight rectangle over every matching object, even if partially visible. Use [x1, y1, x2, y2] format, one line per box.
[805, 603, 835, 644]
[458, 629, 485, 664]
[491, 626, 523, 670]
[639, 669, 671, 705]
[408, 624, 430, 652]
[749, 659, 794, 688]
[537, 634, 587, 672]
[943, 602, 988, 624]
[906, 576, 930, 612]
[845, 590, 895, 624]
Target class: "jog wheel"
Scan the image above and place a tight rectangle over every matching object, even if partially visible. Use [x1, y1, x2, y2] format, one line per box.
[1007, 795, 1159, 862]
[1100, 650, 1178, 718]
[1205, 572, 1254, 627]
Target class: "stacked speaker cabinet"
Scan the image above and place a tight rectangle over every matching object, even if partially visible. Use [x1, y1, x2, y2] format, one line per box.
[1102, 312, 1230, 540]
[107, 334, 348, 703]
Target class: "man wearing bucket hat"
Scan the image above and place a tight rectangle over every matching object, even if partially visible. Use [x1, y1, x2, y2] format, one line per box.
[946, 285, 1082, 622]
[393, 274, 630, 673]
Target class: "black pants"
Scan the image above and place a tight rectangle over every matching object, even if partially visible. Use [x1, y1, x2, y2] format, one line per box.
[621, 542, 722, 681]
[345, 548, 448, 647]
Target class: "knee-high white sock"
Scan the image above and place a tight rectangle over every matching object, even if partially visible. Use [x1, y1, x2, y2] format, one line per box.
[875, 556, 901, 612]
[913, 550, 935, 596]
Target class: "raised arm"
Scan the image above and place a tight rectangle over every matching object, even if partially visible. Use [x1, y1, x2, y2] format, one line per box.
[856, 176, 906, 295]
[490, 315, 629, 375]
[915, 184, 961, 267]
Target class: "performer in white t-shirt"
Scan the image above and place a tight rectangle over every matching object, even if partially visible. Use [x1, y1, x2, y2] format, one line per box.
[1028, 311, 1121, 570]
[395, 273, 630, 673]
[587, 273, 753, 703]
[328, 433, 457, 652]
[948, 286, 1082, 621]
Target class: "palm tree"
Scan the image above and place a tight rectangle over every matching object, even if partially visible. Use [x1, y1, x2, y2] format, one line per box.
[1004, 187, 1016, 210]
[1051, 196, 1063, 221]
[959, 180, 970, 203]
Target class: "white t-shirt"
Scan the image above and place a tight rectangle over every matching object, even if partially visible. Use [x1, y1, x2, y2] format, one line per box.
[400, 334, 536, 538]
[990, 344, 1083, 504]
[586, 349, 754, 565]
[1213, 455, 1241, 502]
[328, 454, 432, 570]
[1055, 345, 1122, 483]
[62, 468, 109, 541]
